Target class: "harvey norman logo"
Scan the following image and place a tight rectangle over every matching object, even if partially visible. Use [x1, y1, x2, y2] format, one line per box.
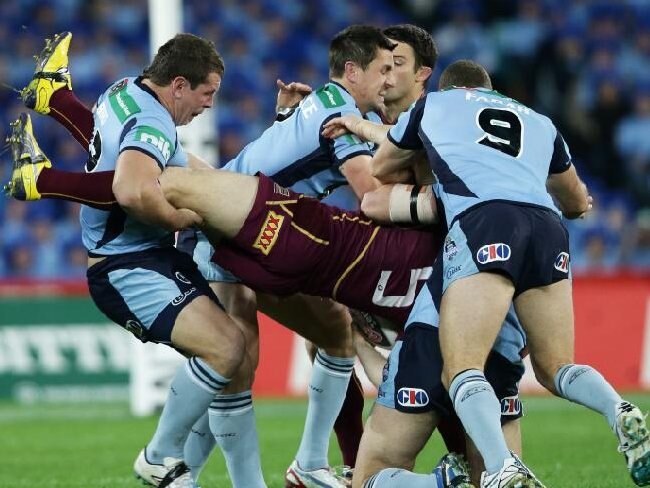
[0, 324, 131, 374]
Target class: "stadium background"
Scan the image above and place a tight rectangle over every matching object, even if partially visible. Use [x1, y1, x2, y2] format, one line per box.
[0, 1, 649, 486]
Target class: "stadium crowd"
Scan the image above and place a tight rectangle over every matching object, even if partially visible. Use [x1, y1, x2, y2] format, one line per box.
[1, 0, 649, 278]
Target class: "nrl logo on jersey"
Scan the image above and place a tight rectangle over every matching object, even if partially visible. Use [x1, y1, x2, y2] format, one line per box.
[444, 236, 458, 261]
[253, 210, 285, 255]
[136, 126, 173, 161]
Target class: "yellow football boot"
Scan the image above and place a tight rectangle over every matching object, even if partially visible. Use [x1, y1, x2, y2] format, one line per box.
[20, 31, 72, 114]
[3, 113, 51, 200]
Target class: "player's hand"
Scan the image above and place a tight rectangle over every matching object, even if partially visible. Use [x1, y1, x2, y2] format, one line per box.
[321, 114, 363, 139]
[276, 79, 312, 113]
[174, 208, 203, 230]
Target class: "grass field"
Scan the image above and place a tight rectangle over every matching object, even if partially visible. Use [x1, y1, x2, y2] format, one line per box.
[1, 394, 648, 487]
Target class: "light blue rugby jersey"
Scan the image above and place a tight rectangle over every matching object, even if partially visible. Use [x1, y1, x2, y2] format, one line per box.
[81, 77, 188, 255]
[388, 87, 572, 226]
[221, 81, 373, 208]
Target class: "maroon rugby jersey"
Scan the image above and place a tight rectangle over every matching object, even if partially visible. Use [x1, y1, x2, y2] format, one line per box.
[212, 174, 443, 325]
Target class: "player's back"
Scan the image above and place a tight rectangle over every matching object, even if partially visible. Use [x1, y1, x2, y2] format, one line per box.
[222, 82, 372, 206]
[393, 87, 565, 224]
[81, 77, 186, 255]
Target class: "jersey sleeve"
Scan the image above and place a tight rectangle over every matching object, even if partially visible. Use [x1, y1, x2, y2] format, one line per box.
[548, 129, 572, 174]
[330, 108, 374, 165]
[119, 112, 180, 170]
[387, 96, 426, 150]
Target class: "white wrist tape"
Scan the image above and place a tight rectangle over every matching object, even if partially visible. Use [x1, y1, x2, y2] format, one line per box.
[388, 184, 435, 225]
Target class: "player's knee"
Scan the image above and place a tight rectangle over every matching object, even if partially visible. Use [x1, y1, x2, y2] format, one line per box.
[200, 322, 247, 378]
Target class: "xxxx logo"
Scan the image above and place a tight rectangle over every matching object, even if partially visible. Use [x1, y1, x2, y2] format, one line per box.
[253, 210, 284, 255]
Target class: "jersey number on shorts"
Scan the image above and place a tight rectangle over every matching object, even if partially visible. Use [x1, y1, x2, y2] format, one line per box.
[372, 267, 433, 308]
[476, 108, 522, 158]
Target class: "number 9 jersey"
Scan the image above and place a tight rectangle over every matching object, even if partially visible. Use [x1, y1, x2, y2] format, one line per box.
[387, 87, 573, 226]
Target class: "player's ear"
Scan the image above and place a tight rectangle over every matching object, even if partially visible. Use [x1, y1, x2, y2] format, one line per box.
[344, 61, 359, 84]
[171, 76, 186, 98]
[416, 66, 433, 85]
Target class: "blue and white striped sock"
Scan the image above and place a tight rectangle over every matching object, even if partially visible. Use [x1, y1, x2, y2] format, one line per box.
[147, 357, 230, 462]
[184, 412, 214, 481]
[449, 369, 511, 474]
[295, 349, 355, 470]
[555, 364, 622, 428]
[209, 390, 266, 487]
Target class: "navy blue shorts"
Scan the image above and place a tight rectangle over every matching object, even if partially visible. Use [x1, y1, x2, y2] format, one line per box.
[442, 202, 570, 295]
[377, 323, 524, 422]
[87, 247, 223, 345]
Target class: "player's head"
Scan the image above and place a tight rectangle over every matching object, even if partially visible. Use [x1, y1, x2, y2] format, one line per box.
[382, 24, 438, 104]
[438, 59, 492, 90]
[143, 33, 225, 125]
[329, 25, 396, 114]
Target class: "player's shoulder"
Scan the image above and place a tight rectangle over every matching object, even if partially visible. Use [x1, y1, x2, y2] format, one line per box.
[99, 77, 174, 131]
[311, 82, 359, 114]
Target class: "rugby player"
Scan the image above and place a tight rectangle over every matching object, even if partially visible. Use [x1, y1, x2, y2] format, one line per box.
[9, 32, 252, 488]
[368, 59, 650, 488]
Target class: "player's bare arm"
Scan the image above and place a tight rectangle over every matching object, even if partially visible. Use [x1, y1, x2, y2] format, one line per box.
[370, 137, 419, 183]
[338, 154, 382, 200]
[322, 114, 390, 145]
[546, 164, 593, 219]
[113, 150, 202, 231]
[361, 183, 437, 225]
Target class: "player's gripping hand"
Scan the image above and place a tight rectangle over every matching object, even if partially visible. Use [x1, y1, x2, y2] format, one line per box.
[321, 114, 364, 140]
[276, 79, 312, 114]
[174, 208, 203, 230]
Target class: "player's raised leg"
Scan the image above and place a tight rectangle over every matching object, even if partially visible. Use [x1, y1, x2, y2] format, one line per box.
[21, 31, 95, 148]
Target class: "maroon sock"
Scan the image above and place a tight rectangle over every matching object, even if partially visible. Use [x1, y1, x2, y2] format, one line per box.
[37, 168, 117, 209]
[48, 89, 94, 150]
[334, 370, 365, 467]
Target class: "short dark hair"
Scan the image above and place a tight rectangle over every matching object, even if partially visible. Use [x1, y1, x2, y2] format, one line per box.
[143, 33, 225, 89]
[329, 25, 396, 78]
[383, 24, 438, 74]
[438, 59, 492, 90]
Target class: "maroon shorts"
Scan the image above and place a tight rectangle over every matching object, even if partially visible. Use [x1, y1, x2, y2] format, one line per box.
[212, 174, 443, 325]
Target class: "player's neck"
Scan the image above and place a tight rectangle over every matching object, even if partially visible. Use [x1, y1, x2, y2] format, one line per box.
[383, 86, 424, 122]
[141, 78, 175, 118]
[331, 76, 371, 115]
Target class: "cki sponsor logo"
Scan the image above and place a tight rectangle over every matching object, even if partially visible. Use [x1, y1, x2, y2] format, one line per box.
[500, 395, 522, 416]
[554, 252, 570, 273]
[253, 211, 284, 255]
[397, 387, 430, 407]
[476, 243, 511, 264]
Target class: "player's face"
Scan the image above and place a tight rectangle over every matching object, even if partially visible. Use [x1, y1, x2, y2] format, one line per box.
[384, 40, 418, 104]
[356, 48, 394, 113]
[176, 72, 222, 126]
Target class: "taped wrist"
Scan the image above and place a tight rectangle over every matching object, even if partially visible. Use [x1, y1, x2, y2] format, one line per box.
[388, 184, 435, 224]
